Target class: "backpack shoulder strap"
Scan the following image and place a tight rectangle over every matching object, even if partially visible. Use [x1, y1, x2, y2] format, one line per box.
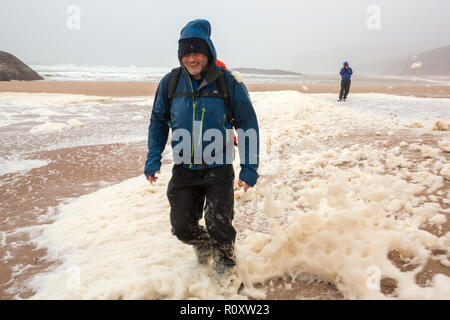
[167, 66, 235, 127]
[216, 69, 235, 126]
[167, 67, 182, 114]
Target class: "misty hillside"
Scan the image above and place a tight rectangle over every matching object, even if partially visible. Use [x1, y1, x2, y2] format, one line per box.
[384, 45, 450, 76]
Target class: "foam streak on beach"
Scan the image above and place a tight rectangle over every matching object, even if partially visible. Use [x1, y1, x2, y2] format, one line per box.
[0, 90, 449, 299]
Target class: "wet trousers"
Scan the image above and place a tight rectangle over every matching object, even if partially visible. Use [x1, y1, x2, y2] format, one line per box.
[339, 79, 351, 100]
[167, 164, 236, 268]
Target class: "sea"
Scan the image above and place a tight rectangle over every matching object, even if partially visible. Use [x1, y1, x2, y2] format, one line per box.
[30, 64, 450, 85]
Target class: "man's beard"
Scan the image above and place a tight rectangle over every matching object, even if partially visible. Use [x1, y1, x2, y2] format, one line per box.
[184, 61, 209, 77]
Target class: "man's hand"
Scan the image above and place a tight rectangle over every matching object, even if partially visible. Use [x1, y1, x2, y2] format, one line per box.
[238, 179, 251, 192]
[147, 171, 160, 184]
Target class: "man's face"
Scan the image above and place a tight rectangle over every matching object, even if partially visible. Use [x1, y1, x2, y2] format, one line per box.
[182, 52, 209, 78]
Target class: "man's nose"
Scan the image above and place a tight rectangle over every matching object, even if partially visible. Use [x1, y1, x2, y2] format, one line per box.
[186, 54, 197, 62]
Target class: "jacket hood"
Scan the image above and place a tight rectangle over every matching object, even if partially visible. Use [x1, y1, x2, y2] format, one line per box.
[179, 19, 217, 67]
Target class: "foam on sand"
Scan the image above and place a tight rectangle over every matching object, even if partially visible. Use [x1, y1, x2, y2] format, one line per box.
[29, 122, 67, 134]
[29, 119, 85, 134]
[438, 138, 450, 152]
[0, 159, 50, 176]
[25, 175, 236, 299]
[23, 91, 450, 299]
[0, 92, 114, 107]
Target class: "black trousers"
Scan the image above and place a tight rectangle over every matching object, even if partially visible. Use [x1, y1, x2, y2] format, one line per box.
[339, 79, 351, 100]
[167, 164, 236, 263]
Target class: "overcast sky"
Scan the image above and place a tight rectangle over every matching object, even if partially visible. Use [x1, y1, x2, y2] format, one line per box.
[1, 0, 449, 73]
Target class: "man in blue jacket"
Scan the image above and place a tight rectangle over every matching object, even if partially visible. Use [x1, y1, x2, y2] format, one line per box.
[144, 19, 259, 277]
[339, 61, 353, 101]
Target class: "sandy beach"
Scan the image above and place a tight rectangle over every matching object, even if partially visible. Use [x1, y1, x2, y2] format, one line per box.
[1, 80, 450, 98]
[0, 82, 449, 300]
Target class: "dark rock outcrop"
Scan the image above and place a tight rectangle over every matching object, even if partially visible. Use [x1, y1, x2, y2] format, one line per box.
[0, 51, 43, 81]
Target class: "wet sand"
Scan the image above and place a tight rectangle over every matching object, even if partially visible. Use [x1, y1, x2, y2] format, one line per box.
[0, 142, 148, 299]
[1, 80, 450, 98]
[0, 81, 159, 97]
[0, 83, 449, 300]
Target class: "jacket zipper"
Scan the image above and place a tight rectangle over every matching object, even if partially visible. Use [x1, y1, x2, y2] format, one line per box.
[222, 113, 229, 144]
[182, 67, 196, 168]
[198, 107, 206, 146]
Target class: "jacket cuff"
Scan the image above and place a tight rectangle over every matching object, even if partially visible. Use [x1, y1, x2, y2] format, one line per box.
[144, 162, 161, 177]
[239, 167, 258, 187]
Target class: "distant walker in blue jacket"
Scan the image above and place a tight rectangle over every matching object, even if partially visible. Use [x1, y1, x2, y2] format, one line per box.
[144, 19, 259, 278]
[339, 61, 353, 101]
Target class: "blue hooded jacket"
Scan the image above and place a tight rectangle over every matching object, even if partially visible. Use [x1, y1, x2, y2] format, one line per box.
[340, 62, 353, 80]
[144, 19, 260, 187]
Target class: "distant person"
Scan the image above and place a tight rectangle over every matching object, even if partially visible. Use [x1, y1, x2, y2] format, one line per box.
[339, 61, 353, 101]
[145, 19, 259, 280]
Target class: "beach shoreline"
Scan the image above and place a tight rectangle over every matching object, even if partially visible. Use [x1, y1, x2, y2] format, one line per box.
[1, 80, 450, 98]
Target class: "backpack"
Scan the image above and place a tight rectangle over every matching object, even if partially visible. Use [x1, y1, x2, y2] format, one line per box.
[166, 67, 235, 127]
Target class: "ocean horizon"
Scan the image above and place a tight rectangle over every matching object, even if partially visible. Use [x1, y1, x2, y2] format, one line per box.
[29, 64, 450, 86]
